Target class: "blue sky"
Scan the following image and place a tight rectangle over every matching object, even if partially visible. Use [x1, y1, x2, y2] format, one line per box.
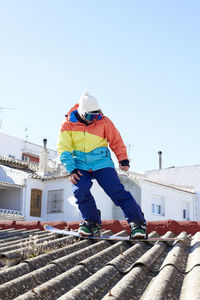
[0, 0, 199, 171]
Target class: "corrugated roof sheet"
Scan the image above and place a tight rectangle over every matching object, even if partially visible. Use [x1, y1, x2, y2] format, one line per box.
[0, 220, 199, 299]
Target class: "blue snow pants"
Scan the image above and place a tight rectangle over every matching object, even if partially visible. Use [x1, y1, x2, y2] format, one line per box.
[72, 168, 146, 225]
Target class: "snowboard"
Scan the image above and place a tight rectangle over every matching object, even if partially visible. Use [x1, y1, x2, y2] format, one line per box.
[44, 225, 184, 242]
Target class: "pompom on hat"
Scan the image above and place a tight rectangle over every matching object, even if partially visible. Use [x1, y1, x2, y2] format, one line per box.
[78, 90, 100, 116]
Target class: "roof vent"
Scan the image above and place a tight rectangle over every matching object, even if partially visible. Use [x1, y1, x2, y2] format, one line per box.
[158, 151, 162, 169]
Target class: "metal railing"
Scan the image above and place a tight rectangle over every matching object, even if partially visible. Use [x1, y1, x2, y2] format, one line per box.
[0, 208, 24, 218]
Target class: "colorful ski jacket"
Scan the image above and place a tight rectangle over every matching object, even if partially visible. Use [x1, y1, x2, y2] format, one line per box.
[57, 104, 128, 174]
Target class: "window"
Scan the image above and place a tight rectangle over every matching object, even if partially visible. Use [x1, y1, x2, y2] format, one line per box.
[36, 195, 41, 208]
[182, 202, 190, 220]
[8, 154, 15, 159]
[47, 189, 64, 213]
[151, 204, 155, 214]
[151, 195, 165, 216]
[22, 153, 39, 163]
[22, 154, 30, 162]
[155, 204, 161, 215]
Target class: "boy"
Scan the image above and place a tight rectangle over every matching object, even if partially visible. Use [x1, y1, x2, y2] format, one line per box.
[57, 91, 147, 239]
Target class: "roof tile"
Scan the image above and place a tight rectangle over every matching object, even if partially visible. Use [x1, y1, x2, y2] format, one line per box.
[0, 221, 199, 299]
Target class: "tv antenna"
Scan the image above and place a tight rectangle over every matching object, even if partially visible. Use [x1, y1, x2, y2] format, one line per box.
[0, 107, 17, 110]
[25, 127, 29, 141]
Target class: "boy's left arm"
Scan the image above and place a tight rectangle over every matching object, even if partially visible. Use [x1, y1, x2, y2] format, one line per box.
[104, 117, 130, 171]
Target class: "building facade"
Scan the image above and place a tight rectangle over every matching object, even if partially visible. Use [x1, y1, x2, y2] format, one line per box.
[141, 165, 200, 220]
[0, 155, 197, 223]
[0, 132, 57, 163]
[0, 133, 199, 222]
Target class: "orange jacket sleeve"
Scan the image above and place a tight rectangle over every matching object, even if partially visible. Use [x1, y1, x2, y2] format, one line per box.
[104, 117, 128, 162]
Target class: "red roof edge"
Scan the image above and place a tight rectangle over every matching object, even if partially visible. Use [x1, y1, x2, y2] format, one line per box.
[147, 219, 200, 235]
[0, 219, 200, 235]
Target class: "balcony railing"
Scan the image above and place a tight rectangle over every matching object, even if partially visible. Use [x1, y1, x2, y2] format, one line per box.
[0, 208, 24, 218]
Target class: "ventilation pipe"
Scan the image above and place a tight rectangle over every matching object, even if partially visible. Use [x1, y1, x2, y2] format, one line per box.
[158, 151, 162, 169]
[43, 138, 47, 151]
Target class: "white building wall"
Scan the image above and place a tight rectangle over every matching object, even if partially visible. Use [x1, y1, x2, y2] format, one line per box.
[44, 178, 76, 222]
[0, 132, 57, 160]
[25, 178, 83, 222]
[81, 174, 141, 222]
[1, 162, 198, 223]
[145, 165, 200, 190]
[24, 174, 197, 223]
[0, 132, 23, 159]
[141, 181, 196, 221]
[91, 180, 113, 220]
[23, 177, 119, 222]
[144, 165, 200, 220]
[0, 165, 27, 185]
[35, 178, 115, 222]
[196, 192, 200, 220]
[0, 165, 25, 213]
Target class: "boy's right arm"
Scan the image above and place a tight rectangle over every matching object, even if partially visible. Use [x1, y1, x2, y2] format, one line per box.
[57, 122, 77, 174]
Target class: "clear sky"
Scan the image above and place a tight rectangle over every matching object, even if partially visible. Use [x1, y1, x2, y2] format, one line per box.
[0, 0, 199, 171]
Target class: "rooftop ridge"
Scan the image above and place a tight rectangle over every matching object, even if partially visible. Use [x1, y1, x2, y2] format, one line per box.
[0, 155, 38, 171]
[0, 219, 199, 235]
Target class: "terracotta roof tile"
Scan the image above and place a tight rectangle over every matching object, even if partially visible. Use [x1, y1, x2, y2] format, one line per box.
[0, 155, 68, 181]
[0, 155, 38, 171]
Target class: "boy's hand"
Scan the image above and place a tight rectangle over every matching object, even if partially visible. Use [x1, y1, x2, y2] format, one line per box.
[119, 159, 130, 172]
[69, 170, 82, 184]
[119, 164, 130, 172]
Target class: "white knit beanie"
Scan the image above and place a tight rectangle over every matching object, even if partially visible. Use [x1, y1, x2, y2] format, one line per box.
[78, 90, 99, 116]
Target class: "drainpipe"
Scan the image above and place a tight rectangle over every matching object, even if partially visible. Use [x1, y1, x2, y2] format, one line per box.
[158, 151, 162, 170]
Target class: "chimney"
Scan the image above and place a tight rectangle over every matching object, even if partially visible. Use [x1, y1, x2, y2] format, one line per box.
[158, 151, 162, 169]
[39, 139, 49, 175]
